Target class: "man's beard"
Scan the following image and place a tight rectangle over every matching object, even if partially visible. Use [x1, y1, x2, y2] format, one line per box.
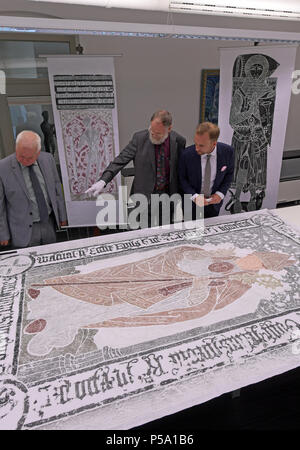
[148, 130, 169, 145]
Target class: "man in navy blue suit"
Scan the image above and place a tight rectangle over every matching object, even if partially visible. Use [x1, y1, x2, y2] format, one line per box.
[179, 122, 234, 218]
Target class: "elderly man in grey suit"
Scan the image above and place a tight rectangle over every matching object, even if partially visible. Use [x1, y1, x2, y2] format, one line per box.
[86, 110, 186, 225]
[0, 130, 67, 249]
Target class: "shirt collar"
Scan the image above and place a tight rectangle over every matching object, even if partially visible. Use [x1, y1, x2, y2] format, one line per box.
[19, 161, 38, 170]
[200, 145, 217, 158]
[161, 135, 170, 146]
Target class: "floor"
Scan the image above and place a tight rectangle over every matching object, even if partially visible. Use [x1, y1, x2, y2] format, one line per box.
[133, 366, 300, 430]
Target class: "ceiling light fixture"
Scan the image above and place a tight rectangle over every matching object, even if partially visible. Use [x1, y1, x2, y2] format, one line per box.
[26, 0, 300, 20]
[1, 15, 300, 43]
[169, 1, 300, 20]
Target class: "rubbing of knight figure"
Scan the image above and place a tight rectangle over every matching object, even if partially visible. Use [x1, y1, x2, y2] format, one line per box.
[40, 110, 56, 155]
[225, 53, 279, 214]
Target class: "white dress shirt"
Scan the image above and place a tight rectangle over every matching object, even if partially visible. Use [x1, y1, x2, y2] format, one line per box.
[192, 146, 224, 201]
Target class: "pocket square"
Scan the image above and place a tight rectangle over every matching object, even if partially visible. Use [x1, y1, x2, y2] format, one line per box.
[221, 166, 227, 172]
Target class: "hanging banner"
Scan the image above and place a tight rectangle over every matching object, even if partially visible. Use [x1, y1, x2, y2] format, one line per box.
[218, 45, 297, 215]
[47, 56, 125, 227]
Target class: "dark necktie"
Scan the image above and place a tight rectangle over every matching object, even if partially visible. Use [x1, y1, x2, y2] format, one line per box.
[155, 144, 167, 192]
[28, 165, 49, 223]
[203, 154, 212, 198]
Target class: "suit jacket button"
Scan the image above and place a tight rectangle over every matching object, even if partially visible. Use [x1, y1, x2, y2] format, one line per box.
[29, 224, 32, 228]
[30, 212, 33, 215]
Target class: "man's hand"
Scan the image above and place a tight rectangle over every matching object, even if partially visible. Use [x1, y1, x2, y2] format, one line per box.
[193, 193, 222, 207]
[194, 194, 205, 208]
[193, 195, 212, 207]
[60, 221, 67, 227]
[209, 193, 222, 205]
[85, 180, 106, 197]
[0, 240, 9, 246]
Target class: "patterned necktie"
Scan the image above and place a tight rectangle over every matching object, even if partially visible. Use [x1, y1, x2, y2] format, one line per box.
[28, 165, 49, 223]
[203, 154, 212, 198]
[155, 144, 167, 192]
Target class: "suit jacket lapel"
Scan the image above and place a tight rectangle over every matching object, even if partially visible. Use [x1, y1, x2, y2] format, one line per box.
[37, 154, 51, 203]
[193, 146, 202, 193]
[37, 154, 47, 184]
[11, 155, 31, 200]
[169, 132, 177, 183]
[145, 135, 156, 174]
[211, 143, 223, 193]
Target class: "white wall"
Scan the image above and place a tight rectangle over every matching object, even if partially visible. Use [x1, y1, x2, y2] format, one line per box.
[285, 64, 300, 151]
[80, 34, 300, 152]
[2, 0, 298, 150]
[1, 0, 299, 151]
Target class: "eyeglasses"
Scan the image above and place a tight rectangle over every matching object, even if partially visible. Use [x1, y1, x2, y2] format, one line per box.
[148, 126, 166, 139]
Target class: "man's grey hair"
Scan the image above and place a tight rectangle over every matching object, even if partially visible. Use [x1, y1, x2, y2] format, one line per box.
[150, 110, 172, 127]
[16, 131, 41, 153]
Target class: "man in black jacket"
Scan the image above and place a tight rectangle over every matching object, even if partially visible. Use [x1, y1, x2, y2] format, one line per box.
[86, 110, 186, 226]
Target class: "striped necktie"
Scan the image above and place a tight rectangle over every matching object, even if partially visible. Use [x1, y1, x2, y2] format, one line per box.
[203, 154, 212, 198]
[28, 165, 49, 223]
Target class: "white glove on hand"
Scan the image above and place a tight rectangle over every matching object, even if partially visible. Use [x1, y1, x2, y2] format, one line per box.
[85, 180, 106, 197]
